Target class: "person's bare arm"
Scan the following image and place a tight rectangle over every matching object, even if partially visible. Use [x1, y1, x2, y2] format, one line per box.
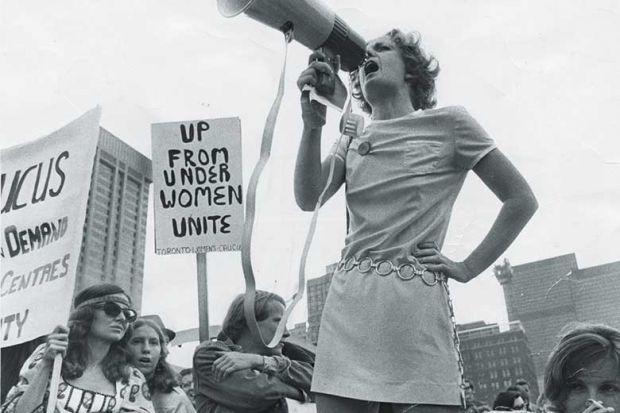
[294, 122, 346, 211]
[418, 149, 538, 281]
[294, 52, 345, 211]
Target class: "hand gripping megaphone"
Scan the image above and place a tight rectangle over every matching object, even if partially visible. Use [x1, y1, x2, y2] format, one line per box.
[217, 0, 366, 72]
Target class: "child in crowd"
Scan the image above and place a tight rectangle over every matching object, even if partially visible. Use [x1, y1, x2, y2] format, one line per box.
[125, 317, 195, 413]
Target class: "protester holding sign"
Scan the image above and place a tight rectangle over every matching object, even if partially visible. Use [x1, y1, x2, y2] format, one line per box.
[294, 29, 538, 412]
[1, 284, 154, 413]
[192, 291, 314, 413]
[125, 317, 195, 413]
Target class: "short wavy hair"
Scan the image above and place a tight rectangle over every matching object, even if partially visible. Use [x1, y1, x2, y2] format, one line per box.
[544, 323, 620, 413]
[493, 389, 523, 410]
[63, 283, 133, 383]
[351, 29, 440, 113]
[218, 291, 286, 343]
[124, 318, 179, 394]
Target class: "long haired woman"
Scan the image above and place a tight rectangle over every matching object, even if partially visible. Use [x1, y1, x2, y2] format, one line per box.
[2, 283, 153, 413]
[124, 317, 195, 413]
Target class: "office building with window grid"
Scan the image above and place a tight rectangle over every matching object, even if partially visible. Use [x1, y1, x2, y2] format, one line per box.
[458, 320, 538, 407]
[75, 128, 151, 310]
[496, 254, 620, 389]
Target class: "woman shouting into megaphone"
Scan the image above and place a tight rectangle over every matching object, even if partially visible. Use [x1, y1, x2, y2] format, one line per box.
[294, 29, 538, 413]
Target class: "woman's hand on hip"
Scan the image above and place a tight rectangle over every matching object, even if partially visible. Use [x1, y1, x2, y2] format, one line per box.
[415, 242, 474, 283]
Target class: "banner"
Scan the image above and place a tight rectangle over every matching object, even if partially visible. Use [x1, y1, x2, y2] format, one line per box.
[1, 108, 101, 347]
[152, 118, 243, 255]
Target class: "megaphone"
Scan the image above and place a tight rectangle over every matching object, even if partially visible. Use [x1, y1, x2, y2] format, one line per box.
[217, 0, 367, 352]
[217, 0, 366, 72]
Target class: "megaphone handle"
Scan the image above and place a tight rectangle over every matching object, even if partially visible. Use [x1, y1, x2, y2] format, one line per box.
[313, 49, 340, 97]
[304, 72, 347, 111]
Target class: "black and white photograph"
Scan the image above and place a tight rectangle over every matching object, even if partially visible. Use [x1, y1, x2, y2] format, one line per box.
[1, 1, 619, 412]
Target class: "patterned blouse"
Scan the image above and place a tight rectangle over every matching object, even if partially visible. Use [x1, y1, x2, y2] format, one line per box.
[2, 344, 154, 413]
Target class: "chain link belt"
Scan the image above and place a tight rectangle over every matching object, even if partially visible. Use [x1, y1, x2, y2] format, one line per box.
[442, 277, 467, 408]
[337, 255, 446, 285]
[337, 255, 467, 407]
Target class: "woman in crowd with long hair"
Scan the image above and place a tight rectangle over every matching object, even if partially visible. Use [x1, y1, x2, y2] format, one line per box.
[1, 283, 153, 413]
[124, 318, 195, 413]
[543, 323, 620, 413]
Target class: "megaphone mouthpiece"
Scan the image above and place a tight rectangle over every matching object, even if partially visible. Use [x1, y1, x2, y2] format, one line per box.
[217, 0, 366, 72]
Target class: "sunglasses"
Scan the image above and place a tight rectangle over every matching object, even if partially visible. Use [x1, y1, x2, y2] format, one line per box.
[94, 301, 137, 323]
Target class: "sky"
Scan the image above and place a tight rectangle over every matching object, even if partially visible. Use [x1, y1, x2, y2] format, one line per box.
[1, 0, 619, 366]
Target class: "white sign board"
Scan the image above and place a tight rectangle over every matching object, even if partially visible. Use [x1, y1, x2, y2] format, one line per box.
[152, 118, 243, 255]
[1, 108, 101, 346]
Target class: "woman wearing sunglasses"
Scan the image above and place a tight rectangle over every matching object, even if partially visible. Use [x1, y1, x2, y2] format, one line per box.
[2, 283, 154, 413]
[124, 318, 195, 413]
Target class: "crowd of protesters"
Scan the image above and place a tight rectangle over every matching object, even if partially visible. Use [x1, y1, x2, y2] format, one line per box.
[464, 378, 535, 413]
[0, 284, 313, 413]
[3, 281, 620, 413]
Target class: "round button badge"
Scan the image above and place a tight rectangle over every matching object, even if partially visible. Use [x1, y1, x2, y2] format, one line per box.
[357, 141, 371, 155]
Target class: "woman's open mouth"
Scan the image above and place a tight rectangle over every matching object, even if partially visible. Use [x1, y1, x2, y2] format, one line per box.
[137, 357, 153, 366]
[363, 60, 379, 76]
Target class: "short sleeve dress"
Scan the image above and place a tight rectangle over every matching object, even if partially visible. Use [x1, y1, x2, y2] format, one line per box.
[2, 344, 154, 413]
[311, 106, 496, 404]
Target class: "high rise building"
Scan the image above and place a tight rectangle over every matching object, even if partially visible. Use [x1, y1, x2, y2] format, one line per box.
[458, 320, 538, 406]
[307, 263, 337, 344]
[496, 254, 620, 388]
[76, 128, 152, 310]
[289, 322, 308, 341]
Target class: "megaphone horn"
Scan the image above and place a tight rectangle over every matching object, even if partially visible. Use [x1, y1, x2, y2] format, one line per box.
[217, 0, 366, 72]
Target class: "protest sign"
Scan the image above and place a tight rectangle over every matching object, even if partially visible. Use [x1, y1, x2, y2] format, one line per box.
[152, 118, 243, 255]
[1, 108, 101, 347]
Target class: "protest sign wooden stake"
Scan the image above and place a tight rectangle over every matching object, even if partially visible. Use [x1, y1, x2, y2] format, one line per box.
[196, 253, 209, 342]
[46, 354, 62, 413]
